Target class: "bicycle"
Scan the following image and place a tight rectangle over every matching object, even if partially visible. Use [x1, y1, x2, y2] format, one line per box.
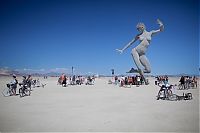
[177, 83, 186, 90]
[19, 83, 31, 98]
[32, 79, 46, 88]
[157, 84, 193, 101]
[2, 84, 16, 97]
[157, 85, 177, 101]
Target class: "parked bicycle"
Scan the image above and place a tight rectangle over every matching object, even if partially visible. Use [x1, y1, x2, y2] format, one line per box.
[2, 74, 18, 97]
[18, 83, 31, 98]
[2, 84, 16, 97]
[157, 85, 177, 101]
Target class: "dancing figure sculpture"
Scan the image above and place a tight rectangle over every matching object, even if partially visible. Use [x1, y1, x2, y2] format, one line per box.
[116, 19, 164, 84]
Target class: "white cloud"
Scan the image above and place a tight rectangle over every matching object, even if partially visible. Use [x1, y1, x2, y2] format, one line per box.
[39, 69, 45, 71]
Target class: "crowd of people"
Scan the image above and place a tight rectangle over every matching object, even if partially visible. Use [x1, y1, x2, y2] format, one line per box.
[155, 76, 169, 85]
[155, 75, 198, 89]
[179, 76, 198, 89]
[3, 74, 198, 99]
[109, 75, 147, 87]
[57, 74, 95, 87]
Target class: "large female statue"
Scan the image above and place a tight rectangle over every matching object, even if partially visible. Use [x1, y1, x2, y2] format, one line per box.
[116, 19, 164, 76]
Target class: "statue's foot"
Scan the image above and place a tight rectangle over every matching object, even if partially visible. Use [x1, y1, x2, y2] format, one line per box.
[126, 68, 138, 73]
[143, 69, 151, 73]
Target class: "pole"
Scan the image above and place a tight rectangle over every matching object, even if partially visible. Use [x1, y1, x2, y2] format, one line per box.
[111, 69, 114, 76]
[72, 66, 74, 76]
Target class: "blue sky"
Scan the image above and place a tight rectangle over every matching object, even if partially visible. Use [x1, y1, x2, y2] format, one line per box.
[0, 0, 199, 75]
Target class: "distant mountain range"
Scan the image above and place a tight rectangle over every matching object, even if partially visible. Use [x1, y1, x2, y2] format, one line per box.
[0, 68, 198, 77]
[0, 68, 20, 76]
[0, 68, 96, 77]
[0, 68, 61, 77]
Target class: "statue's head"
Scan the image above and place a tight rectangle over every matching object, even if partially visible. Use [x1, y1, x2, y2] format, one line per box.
[136, 22, 146, 32]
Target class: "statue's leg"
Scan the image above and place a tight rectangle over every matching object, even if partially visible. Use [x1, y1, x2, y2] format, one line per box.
[139, 55, 151, 73]
[131, 48, 143, 70]
[131, 49, 149, 85]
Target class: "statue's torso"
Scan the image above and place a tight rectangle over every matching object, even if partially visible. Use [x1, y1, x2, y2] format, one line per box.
[135, 31, 152, 55]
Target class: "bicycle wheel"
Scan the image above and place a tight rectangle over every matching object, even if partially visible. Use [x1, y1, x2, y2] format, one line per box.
[24, 89, 31, 96]
[178, 84, 182, 90]
[2, 88, 10, 97]
[157, 90, 165, 100]
[168, 94, 178, 101]
[19, 88, 24, 97]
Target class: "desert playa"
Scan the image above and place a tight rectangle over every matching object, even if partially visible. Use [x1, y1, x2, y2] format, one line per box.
[0, 76, 199, 132]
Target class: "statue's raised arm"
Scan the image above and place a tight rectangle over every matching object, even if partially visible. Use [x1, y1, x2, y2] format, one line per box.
[151, 19, 164, 35]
